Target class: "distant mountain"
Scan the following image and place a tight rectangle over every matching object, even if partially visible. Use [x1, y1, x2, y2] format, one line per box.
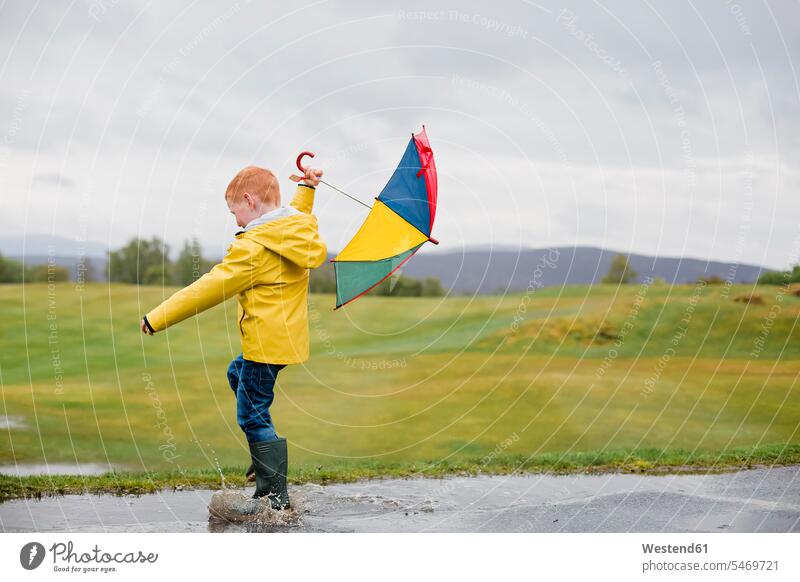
[0, 234, 107, 258]
[399, 247, 766, 293]
[1, 236, 769, 291]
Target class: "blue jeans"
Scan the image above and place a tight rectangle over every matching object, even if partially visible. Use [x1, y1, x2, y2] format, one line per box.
[227, 354, 285, 443]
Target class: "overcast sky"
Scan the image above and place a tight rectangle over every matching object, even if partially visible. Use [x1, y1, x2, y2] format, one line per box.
[1, 0, 798, 269]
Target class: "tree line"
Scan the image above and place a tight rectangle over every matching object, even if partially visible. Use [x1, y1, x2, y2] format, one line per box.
[5, 241, 796, 291]
[309, 261, 444, 297]
[107, 237, 213, 286]
[0, 235, 446, 295]
[757, 265, 800, 285]
[0, 252, 70, 283]
[109, 236, 445, 296]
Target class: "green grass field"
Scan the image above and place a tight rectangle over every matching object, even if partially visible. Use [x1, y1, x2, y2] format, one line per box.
[1, 281, 799, 500]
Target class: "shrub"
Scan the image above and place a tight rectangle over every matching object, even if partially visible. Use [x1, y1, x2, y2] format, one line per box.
[733, 294, 764, 305]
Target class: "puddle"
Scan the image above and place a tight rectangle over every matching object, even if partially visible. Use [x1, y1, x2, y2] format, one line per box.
[0, 415, 28, 430]
[1, 466, 798, 533]
[0, 463, 118, 477]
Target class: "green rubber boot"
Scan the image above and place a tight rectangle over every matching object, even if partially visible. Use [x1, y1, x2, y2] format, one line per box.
[248, 438, 290, 510]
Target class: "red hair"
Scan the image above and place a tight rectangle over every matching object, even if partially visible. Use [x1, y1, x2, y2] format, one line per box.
[225, 166, 280, 205]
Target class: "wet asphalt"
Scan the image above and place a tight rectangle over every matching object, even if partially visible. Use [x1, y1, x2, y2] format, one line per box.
[1, 465, 798, 533]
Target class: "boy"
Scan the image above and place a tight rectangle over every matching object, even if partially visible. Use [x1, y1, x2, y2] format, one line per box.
[140, 165, 326, 510]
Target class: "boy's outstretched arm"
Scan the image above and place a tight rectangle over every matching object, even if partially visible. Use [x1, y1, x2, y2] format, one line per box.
[290, 167, 323, 214]
[141, 238, 271, 334]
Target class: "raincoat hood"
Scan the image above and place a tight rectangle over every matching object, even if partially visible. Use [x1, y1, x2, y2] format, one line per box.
[238, 212, 327, 269]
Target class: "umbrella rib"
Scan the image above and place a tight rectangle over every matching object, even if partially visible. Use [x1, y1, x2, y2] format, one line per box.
[318, 179, 372, 209]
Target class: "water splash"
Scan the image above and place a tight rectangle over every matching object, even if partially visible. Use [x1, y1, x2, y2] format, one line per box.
[199, 440, 227, 489]
[207, 489, 304, 529]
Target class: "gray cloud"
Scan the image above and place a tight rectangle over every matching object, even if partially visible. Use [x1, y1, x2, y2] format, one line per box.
[34, 171, 75, 188]
[1, 0, 798, 269]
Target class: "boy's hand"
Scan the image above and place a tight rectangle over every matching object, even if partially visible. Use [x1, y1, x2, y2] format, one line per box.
[140, 318, 154, 336]
[302, 167, 323, 187]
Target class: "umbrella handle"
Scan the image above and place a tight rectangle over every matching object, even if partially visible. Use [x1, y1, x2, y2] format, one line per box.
[297, 151, 315, 173]
[289, 151, 316, 182]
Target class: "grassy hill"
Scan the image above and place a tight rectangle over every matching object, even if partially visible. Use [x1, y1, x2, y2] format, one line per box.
[1, 282, 798, 498]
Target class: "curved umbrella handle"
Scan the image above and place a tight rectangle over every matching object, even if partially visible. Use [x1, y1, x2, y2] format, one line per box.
[290, 151, 316, 182]
[289, 151, 373, 209]
[296, 150, 315, 173]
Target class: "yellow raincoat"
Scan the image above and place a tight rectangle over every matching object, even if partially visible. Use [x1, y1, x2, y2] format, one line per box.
[145, 184, 326, 364]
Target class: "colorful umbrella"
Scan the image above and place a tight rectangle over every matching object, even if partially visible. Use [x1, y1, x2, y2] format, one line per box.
[293, 126, 438, 309]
